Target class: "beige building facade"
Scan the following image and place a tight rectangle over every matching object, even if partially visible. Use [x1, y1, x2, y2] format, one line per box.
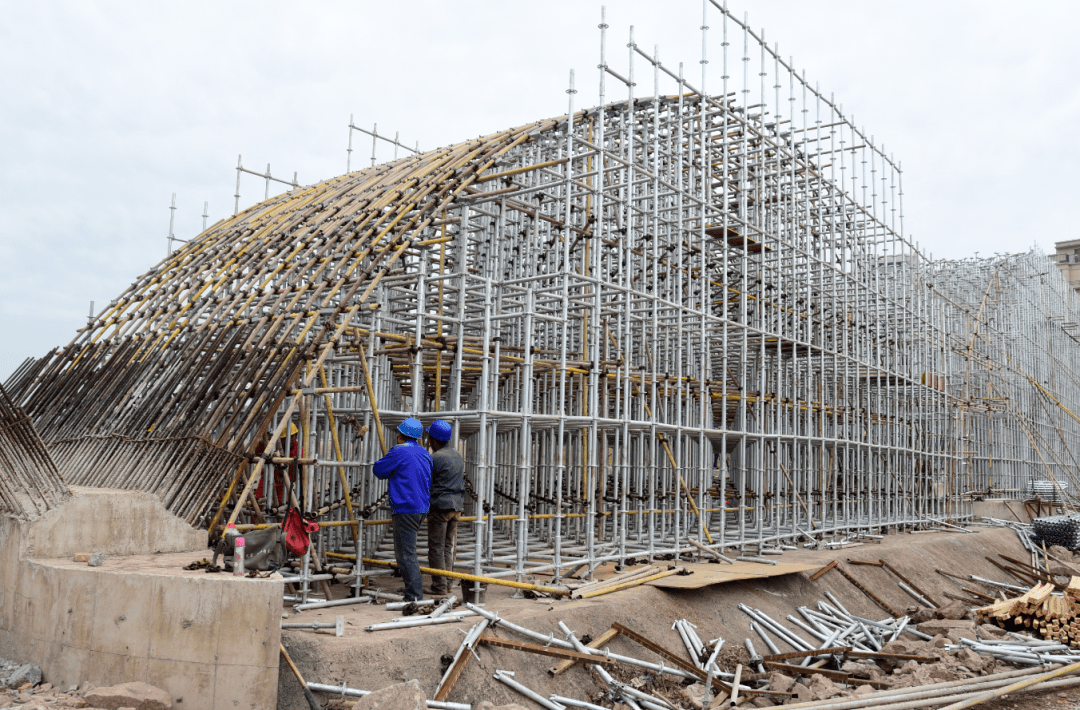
[1053, 239, 1080, 292]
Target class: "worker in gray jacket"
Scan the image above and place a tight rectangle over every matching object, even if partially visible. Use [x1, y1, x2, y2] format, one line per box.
[425, 419, 464, 595]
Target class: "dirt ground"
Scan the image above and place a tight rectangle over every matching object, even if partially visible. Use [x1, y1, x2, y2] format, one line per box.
[979, 686, 1080, 710]
[278, 526, 1041, 709]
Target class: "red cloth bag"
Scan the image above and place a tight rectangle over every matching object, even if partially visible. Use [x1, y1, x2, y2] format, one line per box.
[282, 507, 320, 556]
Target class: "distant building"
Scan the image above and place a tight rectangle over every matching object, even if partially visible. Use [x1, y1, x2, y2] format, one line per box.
[1052, 239, 1080, 293]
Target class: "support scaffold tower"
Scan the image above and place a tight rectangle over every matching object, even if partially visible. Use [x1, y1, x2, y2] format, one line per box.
[8, 3, 1080, 596]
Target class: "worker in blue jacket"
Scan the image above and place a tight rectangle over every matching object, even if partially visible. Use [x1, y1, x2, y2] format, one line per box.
[372, 417, 432, 601]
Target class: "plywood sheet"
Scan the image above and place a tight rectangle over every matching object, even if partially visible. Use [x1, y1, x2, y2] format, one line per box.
[646, 561, 819, 589]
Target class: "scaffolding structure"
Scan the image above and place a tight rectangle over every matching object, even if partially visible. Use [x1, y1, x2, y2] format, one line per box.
[935, 251, 1080, 506]
[5, 3, 1080, 596]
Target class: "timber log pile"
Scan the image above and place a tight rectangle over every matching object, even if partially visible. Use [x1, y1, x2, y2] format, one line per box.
[978, 579, 1080, 645]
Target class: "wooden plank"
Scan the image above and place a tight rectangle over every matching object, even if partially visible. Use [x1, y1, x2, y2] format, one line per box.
[478, 635, 617, 665]
[810, 560, 838, 581]
[846, 650, 938, 663]
[433, 650, 471, 702]
[646, 561, 818, 589]
[549, 628, 619, 676]
[687, 536, 736, 563]
[834, 564, 902, 618]
[571, 566, 661, 597]
[610, 622, 714, 683]
[880, 560, 940, 608]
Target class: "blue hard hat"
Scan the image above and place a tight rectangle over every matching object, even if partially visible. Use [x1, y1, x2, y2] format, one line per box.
[426, 419, 453, 442]
[397, 417, 424, 439]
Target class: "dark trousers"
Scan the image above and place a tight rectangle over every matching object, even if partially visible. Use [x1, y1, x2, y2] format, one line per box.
[392, 513, 424, 601]
[427, 508, 460, 593]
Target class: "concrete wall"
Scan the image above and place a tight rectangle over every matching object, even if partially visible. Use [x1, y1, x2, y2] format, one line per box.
[0, 488, 283, 710]
[25, 486, 205, 558]
[972, 498, 1032, 524]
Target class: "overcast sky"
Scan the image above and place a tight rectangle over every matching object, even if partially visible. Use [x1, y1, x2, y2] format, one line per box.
[2, 1, 1078, 382]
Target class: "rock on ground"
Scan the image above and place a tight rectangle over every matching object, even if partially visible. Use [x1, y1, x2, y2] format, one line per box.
[957, 648, 987, 673]
[3, 662, 42, 690]
[1050, 545, 1073, 560]
[840, 661, 878, 676]
[351, 680, 426, 710]
[808, 674, 844, 701]
[909, 606, 937, 623]
[789, 682, 814, 703]
[83, 682, 171, 710]
[766, 672, 795, 695]
[935, 601, 969, 620]
[917, 619, 975, 637]
[679, 682, 706, 709]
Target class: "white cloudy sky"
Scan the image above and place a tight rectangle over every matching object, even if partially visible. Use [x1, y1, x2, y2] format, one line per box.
[2, 1, 1078, 382]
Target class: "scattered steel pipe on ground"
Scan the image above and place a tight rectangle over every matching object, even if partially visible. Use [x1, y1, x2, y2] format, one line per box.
[306, 682, 470, 710]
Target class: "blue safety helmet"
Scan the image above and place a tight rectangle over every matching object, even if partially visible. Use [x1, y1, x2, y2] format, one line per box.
[426, 419, 453, 442]
[397, 417, 424, 440]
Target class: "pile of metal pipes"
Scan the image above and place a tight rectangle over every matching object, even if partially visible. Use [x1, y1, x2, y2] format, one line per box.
[741, 593, 928, 660]
[304, 682, 471, 710]
[472, 605, 770, 708]
[363, 595, 478, 632]
[757, 662, 1080, 710]
[956, 635, 1080, 666]
[673, 619, 723, 672]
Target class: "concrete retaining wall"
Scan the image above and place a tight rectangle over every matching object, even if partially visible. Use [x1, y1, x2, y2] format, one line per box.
[0, 488, 283, 710]
[972, 499, 1033, 523]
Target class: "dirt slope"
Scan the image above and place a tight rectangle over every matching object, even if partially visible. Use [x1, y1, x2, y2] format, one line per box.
[279, 527, 1027, 708]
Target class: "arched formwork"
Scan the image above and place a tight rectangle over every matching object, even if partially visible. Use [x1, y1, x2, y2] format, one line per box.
[7, 5, 962, 586]
[0, 383, 69, 519]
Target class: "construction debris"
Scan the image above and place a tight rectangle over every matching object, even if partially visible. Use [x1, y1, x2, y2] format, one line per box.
[84, 682, 174, 710]
[1, 661, 41, 691]
[0, 662, 174, 710]
[261, 520, 1080, 709]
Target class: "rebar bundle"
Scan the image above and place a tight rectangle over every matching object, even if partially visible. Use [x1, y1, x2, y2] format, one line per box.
[0, 382, 69, 519]
[5, 3, 1080, 584]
